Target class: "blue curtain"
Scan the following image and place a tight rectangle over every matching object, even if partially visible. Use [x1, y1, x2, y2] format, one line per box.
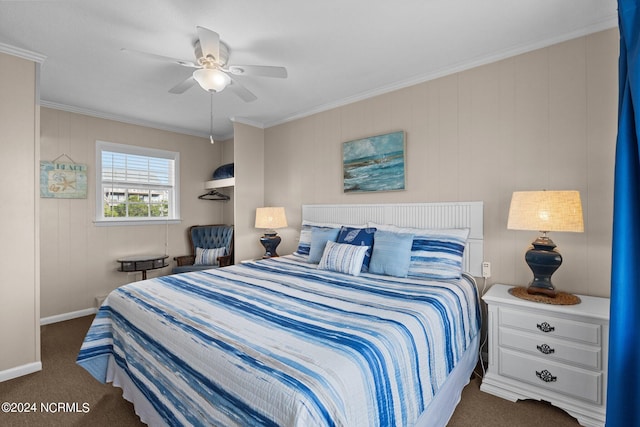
[608, 1, 640, 426]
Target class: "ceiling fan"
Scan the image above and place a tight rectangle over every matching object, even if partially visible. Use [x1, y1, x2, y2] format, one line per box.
[122, 26, 288, 102]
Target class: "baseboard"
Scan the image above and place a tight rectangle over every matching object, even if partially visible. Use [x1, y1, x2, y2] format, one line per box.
[0, 361, 42, 382]
[40, 307, 97, 326]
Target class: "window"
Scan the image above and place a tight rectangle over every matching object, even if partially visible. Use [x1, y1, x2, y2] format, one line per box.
[96, 141, 180, 225]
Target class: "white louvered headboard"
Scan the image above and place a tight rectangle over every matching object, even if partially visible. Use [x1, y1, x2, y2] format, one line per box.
[302, 202, 484, 277]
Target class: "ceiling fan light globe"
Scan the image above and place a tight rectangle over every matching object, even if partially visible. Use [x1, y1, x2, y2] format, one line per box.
[193, 68, 231, 92]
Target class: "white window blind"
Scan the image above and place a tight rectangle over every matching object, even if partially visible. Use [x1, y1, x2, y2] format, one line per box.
[102, 152, 173, 187]
[96, 141, 180, 224]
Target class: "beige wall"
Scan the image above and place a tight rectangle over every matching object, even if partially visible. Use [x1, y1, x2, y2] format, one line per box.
[0, 52, 40, 376]
[233, 121, 265, 261]
[265, 28, 618, 298]
[39, 108, 227, 318]
[220, 137, 235, 232]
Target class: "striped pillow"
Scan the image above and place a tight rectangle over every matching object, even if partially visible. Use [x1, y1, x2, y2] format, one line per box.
[293, 221, 363, 261]
[369, 223, 469, 280]
[318, 241, 369, 276]
[194, 246, 227, 266]
[293, 224, 313, 259]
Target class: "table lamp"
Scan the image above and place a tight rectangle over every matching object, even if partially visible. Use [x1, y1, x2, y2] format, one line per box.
[507, 190, 584, 297]
[255, 207, 288, 258]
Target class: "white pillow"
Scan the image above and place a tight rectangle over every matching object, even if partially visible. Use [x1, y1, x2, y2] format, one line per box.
[194, 246, 227, 266]
[318, 241, 369, 276]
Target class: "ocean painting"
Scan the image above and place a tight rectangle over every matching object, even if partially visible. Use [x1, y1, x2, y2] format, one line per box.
[343, 131, 406, 193]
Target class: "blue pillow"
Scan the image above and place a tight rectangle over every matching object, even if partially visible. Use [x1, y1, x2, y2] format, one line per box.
[309, 227, 340, 263]
[369, 230, 414, 277]
[318, 241, 369, 276]
[293, 221, 346, 261]
[336, 226, 376, 271]
[212, 163, 234, 179]
[368, 223, 469, 280]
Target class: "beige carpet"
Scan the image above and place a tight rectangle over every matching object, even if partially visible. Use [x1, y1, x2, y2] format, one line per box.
[0, 316, 580, 426]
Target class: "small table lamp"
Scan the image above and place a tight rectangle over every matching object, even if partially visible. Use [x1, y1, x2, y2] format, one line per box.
[507, 190, 584, 297]
[255, 207, 288, 258]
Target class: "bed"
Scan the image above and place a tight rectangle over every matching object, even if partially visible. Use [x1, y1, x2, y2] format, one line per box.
[77, 202, 483, 427]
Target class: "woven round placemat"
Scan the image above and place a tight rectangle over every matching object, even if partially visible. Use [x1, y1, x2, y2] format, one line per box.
[508, 286, 581, 305]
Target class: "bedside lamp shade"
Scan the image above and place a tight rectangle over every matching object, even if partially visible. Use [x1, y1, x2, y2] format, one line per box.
[255, 207, 288, 258]
[255, 207, 288, 231]
[507, 191, 584, 297]
[507, 191, 584, 233]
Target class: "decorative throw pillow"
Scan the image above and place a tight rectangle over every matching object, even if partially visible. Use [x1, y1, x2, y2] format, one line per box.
[194, 246, 227, 266]
[308, 227, 340, 263]
[293, 220, 358, 262]
[318, 241, 369, 277]
[369, 223, 469, 280]
[293, 221, 346, 261]
[369, 230, 414, 278]
[336, 226, 376, 271]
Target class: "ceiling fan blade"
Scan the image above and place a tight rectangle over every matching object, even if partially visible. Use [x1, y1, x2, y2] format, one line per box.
[169, 76, 197, 94]
[229, 78, 258, 102]
[121, 48, 197, 68]
[196, 26, 220, 61]
[227, 65, 288, 78]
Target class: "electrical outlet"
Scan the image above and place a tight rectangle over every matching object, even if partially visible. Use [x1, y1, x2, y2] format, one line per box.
[482, 261, 491, 278]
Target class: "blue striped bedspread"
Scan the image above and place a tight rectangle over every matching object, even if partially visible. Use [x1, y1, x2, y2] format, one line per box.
[77, 256, 479, 426]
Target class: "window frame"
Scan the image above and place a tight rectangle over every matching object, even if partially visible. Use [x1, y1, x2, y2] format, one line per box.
[95, 140, 181, 226]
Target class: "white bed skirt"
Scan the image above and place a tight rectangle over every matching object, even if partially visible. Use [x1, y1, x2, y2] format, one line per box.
[415, 333, 480, 427]
[105, 356, 168, 427]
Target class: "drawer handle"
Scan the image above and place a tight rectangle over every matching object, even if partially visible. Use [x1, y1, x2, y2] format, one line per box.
[536, 369, 557, 383]
[537, 344, 555, 355]
[536, 322, 555, 333]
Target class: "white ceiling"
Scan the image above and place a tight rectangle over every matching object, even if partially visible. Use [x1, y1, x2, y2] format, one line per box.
[0, 0, 617, 140]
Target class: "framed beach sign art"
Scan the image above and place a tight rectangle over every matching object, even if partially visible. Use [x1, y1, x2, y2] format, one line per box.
[40, 161, 88, 198]
[343, 131, 406, 193]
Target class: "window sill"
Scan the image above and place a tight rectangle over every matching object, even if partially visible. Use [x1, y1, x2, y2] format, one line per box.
[94, 218, 182, 227]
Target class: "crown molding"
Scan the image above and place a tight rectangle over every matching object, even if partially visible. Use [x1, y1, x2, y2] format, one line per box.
[230, 117, 265, 129]
[40, 100, 233, 140]
[0, 41, 46, 63]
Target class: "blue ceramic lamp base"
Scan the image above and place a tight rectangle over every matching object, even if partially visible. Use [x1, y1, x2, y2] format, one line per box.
[525, 235, 562, 298]
[260, 232, 281, 258]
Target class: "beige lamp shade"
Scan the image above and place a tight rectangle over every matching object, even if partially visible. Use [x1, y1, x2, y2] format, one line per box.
[255, 207, 288, 230]
[507, 190, 584, 233]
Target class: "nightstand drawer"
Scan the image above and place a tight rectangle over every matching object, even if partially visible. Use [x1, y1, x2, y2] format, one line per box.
[499, 348, 602, 404]
[500, 307, 601, 345]
[500, 327, 601, 370]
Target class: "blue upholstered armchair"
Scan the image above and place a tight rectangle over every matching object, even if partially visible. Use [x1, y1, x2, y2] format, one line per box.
[172, 224, 234, 274]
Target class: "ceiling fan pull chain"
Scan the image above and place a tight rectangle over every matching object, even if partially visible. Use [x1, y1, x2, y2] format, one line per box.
[209, 94, 215, 145]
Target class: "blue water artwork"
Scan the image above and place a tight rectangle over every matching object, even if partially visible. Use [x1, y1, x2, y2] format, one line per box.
[343, 131, 406, 193]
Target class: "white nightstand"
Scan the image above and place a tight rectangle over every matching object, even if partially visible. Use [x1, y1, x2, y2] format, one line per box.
[480, 284, 610, 427]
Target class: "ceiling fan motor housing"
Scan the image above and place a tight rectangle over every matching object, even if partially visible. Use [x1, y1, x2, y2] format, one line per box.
[195, 40, 230, 67]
